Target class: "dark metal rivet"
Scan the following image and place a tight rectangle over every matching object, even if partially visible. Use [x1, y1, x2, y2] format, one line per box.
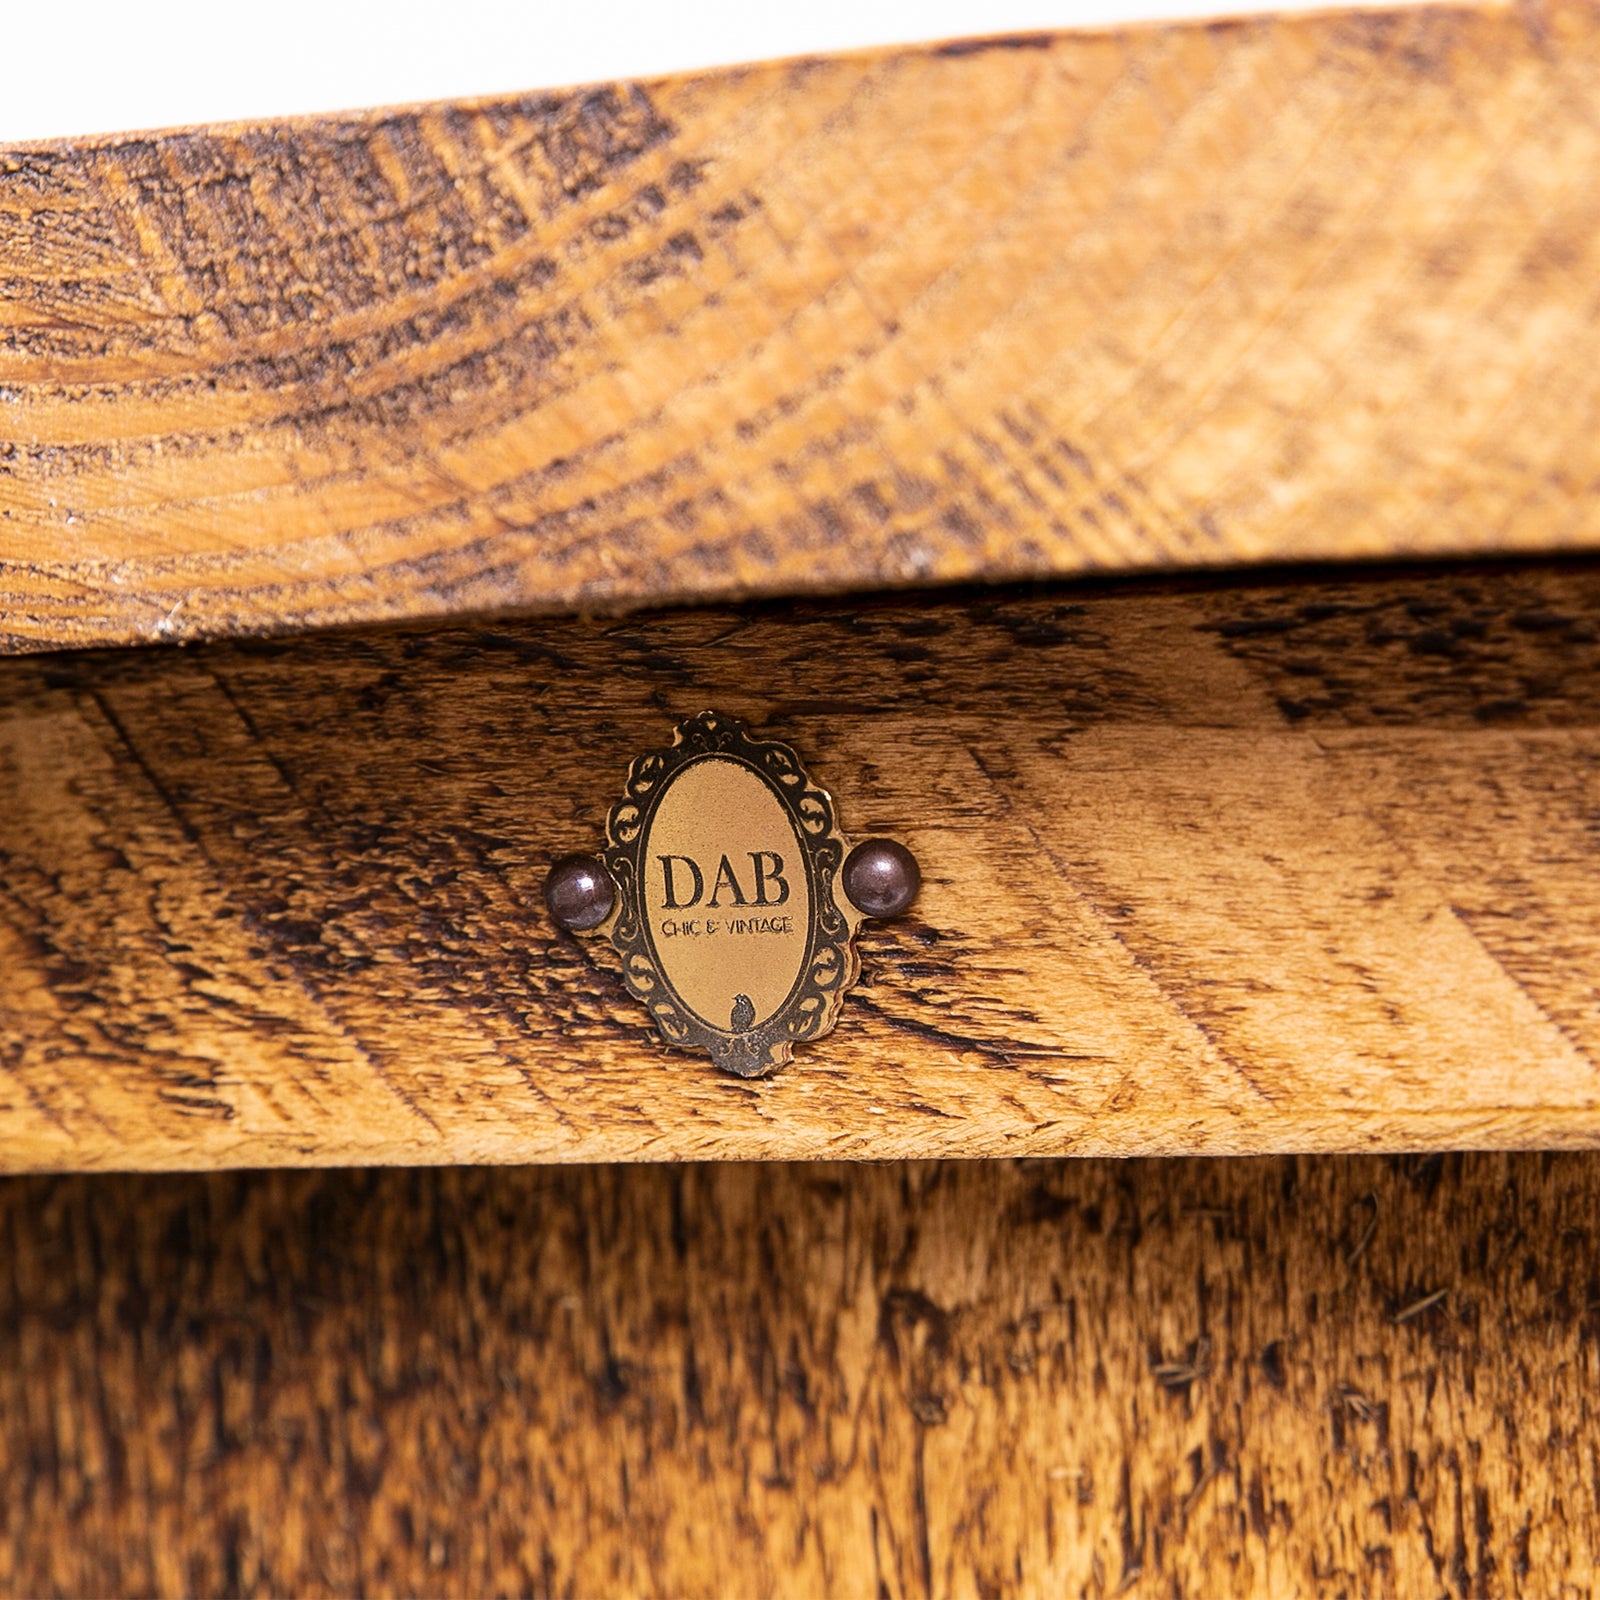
[842, 838, 921, 919]
[544, 853, 616, 931]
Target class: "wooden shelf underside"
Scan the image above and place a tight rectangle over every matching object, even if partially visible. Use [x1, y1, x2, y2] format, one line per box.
[6, 3, 1600, 649]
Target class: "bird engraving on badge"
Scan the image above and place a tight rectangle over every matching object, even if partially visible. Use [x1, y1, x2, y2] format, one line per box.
[590, 713, 875, 1077]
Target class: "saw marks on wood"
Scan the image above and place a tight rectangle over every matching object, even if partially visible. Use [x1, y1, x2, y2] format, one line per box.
[7, 4, 1600, 648]
[0, 1153, 1595, 1597]
[3, 565, 1600, 1169]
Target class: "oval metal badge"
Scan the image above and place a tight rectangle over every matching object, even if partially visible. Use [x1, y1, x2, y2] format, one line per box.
[544, 711, 922, 1077]
[603, 713, 861, 1076]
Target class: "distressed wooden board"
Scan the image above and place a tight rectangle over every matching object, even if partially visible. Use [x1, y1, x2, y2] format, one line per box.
[5, 563, 1600, 1170]
[1, 1152, 1596, 1597]
[8, 4, 1600, 651]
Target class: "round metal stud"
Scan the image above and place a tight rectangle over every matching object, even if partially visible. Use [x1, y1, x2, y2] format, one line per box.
[842, 838, 921, 919]
[544, 853, 616, 931]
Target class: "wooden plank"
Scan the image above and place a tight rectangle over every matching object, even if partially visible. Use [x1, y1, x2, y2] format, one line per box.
[7, 4, 1600, 651]
[4, 562, 1600, 1170]
[0, 1152, 1594, 1595]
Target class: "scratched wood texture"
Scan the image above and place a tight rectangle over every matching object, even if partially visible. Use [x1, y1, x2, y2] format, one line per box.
[5, 561, 1600, 1170]
[1, 1151, 1596, 1598]
[8, 3, 1600, 651]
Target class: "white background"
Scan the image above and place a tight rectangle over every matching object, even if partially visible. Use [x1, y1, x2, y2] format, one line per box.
[4, 0, 1348, 144]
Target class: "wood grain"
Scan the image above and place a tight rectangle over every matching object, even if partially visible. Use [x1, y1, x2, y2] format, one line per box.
[9, 4, 1600, 650]
[6, 563, 1600, 1170]
[2, 1151, 1597, 1597]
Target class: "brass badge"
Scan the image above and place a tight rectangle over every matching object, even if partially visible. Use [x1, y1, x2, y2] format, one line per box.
[544, 712, 920, 1077]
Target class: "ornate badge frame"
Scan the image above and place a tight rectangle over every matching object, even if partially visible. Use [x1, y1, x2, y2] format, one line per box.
[601, 712, 861, 1077]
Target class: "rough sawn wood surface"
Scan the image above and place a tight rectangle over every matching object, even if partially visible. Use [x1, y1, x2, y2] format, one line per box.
[0, 1152, 1594, 1597]
[8, 3, 1600, 648]
[4, 563, 1600, 1170]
